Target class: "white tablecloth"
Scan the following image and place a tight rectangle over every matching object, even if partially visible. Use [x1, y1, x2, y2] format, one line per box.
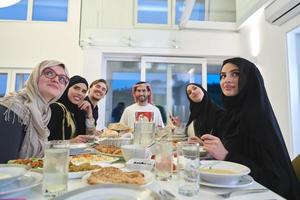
[0, 172, 285, 200]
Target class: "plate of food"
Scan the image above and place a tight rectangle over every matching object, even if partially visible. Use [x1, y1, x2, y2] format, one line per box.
[69, 163, 102, 179]
[69, 143, 90, 155]
[70, 153, 119, 165]
[54, 184, 161, 200]
[82, 166, 154, 187]
[93, 144, 123, 158]
[0, 164, 31, 187]
[0, 171, 42, 196]
[69, 153, 120, 179]
[8, 158, 43, 172]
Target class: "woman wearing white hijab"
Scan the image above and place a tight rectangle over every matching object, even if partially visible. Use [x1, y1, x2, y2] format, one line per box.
[0, 60, 69, 163]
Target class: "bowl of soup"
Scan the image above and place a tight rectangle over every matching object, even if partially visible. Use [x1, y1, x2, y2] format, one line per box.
[199, 160, 250, 185]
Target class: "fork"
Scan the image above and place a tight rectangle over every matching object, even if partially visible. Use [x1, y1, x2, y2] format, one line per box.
[217, 188, 268, 198]
[159, 189, 176, 200]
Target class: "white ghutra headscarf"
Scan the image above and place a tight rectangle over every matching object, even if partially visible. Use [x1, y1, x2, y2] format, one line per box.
[0, 60, 69, 158]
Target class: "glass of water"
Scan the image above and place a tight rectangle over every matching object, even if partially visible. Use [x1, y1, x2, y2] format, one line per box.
[154, 140, 173, 181]
[43, 140, 69, 198]
[177, 142, 200, 197]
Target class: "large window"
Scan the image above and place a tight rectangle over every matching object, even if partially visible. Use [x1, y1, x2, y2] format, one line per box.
[32, 0, 68, 21]
[175, 0, 205, 24]
[105, 60, 141, 124]
[102, 56, 222, 128]
[0, 73, 8, 97]
[0, 69, 31, 97]
[137, 0, 168, 24]
[0, 0, 28, 20]
[287, 27, 300, 157]
[0, 0, 68, 21]
[15, 73, 30, 91]
[135, 0, 235, 26]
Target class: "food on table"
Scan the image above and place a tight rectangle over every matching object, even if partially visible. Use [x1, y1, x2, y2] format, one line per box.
[101, 129, 120, 138]
[69, 162, 102, 172]
[9, 158, 43, 169]
[99, 123, 132, 139]
[9, 153, 116, 172]
[87, 166, 144, 185]
[199, 168, 237, 174]
[94, 144, 122, 155]
[108, 123, 131, 132]
[70, 153, 117, 165]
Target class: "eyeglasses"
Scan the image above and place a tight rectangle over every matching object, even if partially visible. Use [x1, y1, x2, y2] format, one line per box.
[41, 67, 69, 85]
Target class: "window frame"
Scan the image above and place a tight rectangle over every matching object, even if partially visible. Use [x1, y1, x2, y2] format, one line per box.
[134, 0, 173, 28]
[0, 0, 69, 22]
[0, 68, 32, 95]
[133, 0, 236, 31]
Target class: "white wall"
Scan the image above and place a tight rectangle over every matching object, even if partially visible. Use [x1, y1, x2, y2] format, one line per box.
[236, 0, 270, 24]
[0, 0, 83, 75]
[239, 8, 300, 158]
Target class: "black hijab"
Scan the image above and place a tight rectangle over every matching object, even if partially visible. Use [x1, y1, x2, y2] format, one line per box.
[219, 57, 300, 199]
[185, 83, 222, 136]
[57, 75, 89, 135]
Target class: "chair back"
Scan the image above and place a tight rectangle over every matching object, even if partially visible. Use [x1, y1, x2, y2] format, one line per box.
[292, 154, 300, 183]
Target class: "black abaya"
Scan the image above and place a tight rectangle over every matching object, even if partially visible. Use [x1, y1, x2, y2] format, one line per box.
[189, 57, 300, 199]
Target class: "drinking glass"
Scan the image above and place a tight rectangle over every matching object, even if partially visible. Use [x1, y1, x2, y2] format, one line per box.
[133, 121, 155, 147]
[177, 142, 200, 196]
[43, 140, 69, 198]
[154, 140, 173, 181]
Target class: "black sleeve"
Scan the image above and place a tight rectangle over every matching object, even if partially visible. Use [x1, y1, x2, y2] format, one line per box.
[48, 103, 64, 140]
[0, 105, 24, 163]
[225, 135, 291, 198]
[192, 97, 224, 137]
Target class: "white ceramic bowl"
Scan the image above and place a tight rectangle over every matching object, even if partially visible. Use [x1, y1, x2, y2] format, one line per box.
[121, 144, 151, 162]
[0, 164, 30, 186]
[199, 160, 251, 185]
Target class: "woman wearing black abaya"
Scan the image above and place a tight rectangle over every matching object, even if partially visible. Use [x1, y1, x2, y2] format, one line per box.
[48, 75, 95, 142]
[185, 83, 223, 137]
[188, 57, 300, 199]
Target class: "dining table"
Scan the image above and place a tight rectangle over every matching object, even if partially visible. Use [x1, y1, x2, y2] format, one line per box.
[0, 168, 285, 200]
[0, 137, 286, 200]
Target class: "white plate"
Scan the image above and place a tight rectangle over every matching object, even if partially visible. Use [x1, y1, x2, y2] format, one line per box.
[68, 162, 124, 179]
[70, 143, 90, 155]
[69, 170, 91, 179]
[82, 169, 154, 187]
[0, 171, 42, 196]
[200, 175, 254, 188]
[199, 160, 251, 185]
[0, 164, 30, 187]
[54, 184, 161, 200]
[70, 154, 120, 166]
[98, 152, 124, 159]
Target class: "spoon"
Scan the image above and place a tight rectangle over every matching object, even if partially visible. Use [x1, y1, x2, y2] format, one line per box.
[217, 188, 268, 198]
[159, 189, 176, 200]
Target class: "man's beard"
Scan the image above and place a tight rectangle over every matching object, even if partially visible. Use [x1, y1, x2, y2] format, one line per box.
[137, 95, 147, 103]
[91, 94, 101, 102]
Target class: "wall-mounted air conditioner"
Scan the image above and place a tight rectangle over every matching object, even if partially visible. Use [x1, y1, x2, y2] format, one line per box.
[265, 0, 300, 25]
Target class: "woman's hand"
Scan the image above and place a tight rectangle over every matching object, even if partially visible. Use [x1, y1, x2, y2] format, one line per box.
[188, 136, 203, 145]
[79, 100, 93, 119]
[70, 135, 94, 143]
[170, 116, 181, 127]
[200, 134, 228, 160]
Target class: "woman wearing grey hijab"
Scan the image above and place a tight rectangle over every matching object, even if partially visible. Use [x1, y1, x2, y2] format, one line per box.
[0, 60, 69, 163]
